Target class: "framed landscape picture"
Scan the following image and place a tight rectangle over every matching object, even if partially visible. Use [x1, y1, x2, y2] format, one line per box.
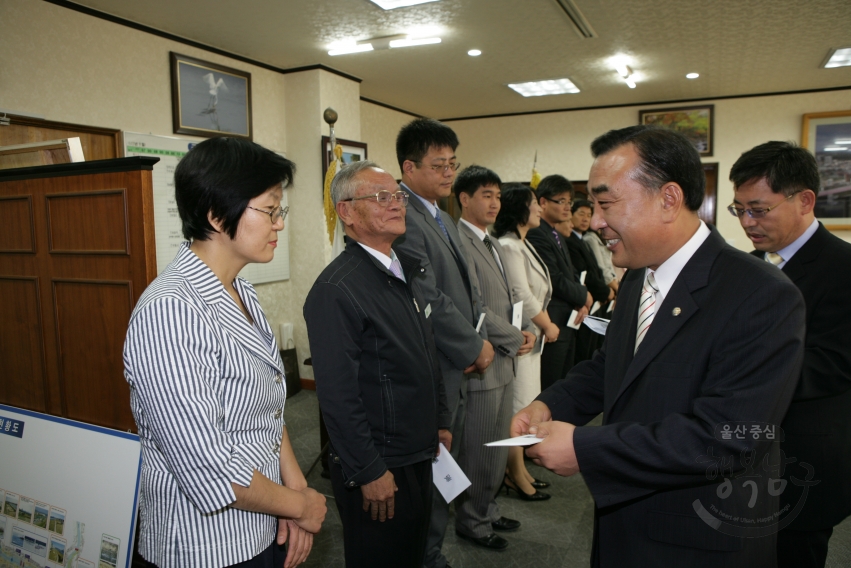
[321, 136, 368, 192]
[802, 110, 851, 230]
[639, 105, 714, 157]
[170, 52, 252, 140]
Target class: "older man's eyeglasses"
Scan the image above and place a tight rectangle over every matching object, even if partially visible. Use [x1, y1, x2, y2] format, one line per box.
[416, 161, 461, 174]
[247, 205, 289, 223]
[341, 190, 409, 207]
[727, 193, 797, 219]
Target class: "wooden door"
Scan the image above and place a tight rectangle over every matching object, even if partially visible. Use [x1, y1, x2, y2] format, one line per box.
[0, 158, 158, 431]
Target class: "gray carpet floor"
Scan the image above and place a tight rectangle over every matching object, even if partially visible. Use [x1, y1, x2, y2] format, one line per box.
[285, 389, 850, 568]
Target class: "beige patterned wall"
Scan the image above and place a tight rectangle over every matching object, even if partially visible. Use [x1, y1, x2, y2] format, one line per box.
[360, 101, 417, 179]
[447, 91, 851, 249]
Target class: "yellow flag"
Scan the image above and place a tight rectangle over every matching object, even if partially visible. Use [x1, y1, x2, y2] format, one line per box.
[530, 167, 541, 189]
[323, 145, 343, 245]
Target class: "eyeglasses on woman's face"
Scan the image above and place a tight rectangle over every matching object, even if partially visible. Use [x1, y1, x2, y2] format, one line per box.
[247, 205, 289, 223]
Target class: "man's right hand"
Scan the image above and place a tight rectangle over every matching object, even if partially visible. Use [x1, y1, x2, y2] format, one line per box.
[361, 470, 398, 521]
[510, 401, 552, 438]
[294, 487, 327, 534]
[469, 339, 494, 373]
[573, 305, 589, 326]
[585, 291, 594, 310]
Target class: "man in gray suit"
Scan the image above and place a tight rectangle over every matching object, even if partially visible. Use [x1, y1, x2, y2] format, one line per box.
[455, 165, 536, 551]
[393, 118, 495, 568]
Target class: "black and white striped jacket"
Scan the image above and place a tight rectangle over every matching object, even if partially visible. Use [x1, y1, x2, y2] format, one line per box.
[124, 242, 286, 568]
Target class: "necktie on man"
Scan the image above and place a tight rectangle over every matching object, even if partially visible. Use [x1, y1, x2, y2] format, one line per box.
[434, 209, 451, 241]
[765, 252, 784, 266]
[389, 257, 406, 282]
[551, 229, 562, 247]
[635, 270, 659, 353]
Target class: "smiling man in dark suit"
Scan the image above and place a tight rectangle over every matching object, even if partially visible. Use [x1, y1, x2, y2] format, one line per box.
[513, 126, 806, 568]
[730, 141, 851, 568]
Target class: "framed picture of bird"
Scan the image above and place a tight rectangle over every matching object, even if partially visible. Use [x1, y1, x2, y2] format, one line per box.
[170, 52, 252, 140]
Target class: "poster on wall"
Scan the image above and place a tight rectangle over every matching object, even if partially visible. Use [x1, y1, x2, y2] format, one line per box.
[0, 405, 142, 568]
[802, 110, 851, 229]
[123, 132, 290, 283]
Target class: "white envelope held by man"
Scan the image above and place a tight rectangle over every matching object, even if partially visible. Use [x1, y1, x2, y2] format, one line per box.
[432, 443, 471, 503]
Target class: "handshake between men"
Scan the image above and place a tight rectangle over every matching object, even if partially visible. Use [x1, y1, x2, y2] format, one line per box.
[510, 401, 580, 478]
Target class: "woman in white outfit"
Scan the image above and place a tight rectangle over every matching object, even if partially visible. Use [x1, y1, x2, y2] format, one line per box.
[494, 183, 559, 500]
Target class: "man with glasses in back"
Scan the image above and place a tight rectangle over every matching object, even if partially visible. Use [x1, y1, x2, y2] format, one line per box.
[730, 141, 851, 568]
[304, 161, 451, 567]
[526, 175, 592, 390]
[392, 118, 494, 568]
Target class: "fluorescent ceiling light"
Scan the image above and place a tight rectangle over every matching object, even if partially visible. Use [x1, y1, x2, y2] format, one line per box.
[625, 78, 636, 89]
[508, 78, 580, 97]
[822, 46, 851, 68]
[468, 49, 482, 56]
[369, 0, 439, 9]
[686, 72, 700, 79]
[615, 64, 630, 78]
[824, 146, 848, 151]
[834, 139, 851, 144]
[389, 37, 441, 48]
[328, 43, 374, 56]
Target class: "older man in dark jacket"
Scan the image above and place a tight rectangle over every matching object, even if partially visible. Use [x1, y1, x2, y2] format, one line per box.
[304, 160, 450, 568]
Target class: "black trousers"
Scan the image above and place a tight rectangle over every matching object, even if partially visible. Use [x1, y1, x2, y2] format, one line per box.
[540, 324, 576, 391]
[777, 526, 834, 568]
[330, 458, 433, 568]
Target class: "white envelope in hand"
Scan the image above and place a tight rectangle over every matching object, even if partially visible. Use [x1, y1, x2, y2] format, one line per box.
[583, 315, 609, 335]
[485, 434, 544, 447]
[432, 443, 471, 503]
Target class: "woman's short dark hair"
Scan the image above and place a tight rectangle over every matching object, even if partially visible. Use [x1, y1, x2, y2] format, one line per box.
[174, 137, 295, 241]
[493, 183, 536, 239]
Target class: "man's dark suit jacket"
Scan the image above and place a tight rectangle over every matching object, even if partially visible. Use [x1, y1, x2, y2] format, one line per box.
[526, 219, 587, 326]
[565, 232, 610, 304]
[751, 222, 851, 531]
[538, 228, 806, 568]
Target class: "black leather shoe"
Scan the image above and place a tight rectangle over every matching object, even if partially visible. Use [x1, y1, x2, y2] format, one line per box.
[455, 531, 509, 550]
[530, 478, 550, 489]
[491, 516, 520, 532]
[501, 475, 552, 501]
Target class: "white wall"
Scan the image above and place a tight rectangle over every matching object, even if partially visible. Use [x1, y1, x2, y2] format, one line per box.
[446, 91, 851, 248]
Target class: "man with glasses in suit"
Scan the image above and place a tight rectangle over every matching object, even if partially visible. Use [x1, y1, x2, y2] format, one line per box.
[393, 118, 494, 568]
[730, 141, 851, 568]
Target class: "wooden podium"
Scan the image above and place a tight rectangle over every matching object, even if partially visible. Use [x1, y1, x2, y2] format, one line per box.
[0, 157, 159, 431]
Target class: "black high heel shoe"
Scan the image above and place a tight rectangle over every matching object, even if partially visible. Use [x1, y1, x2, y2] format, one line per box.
[530, 478, 550, 489]
[501, 474, 551, 501]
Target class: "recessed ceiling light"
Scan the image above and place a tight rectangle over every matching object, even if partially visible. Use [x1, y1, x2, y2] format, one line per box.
[686, 72, 700, 79]
[468, 49, 482, 56]
[369, 0, 439, 9]
[389, 37, 441, 48]
[625, 78, 636, 89]
[822, 46, 851, 68]
[508, 78, 580, 97]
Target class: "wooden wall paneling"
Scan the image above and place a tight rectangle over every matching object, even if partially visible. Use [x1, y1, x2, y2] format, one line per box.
[52, 279, 135, 430]
[0, 276, 49, 412]
[46, 189, 130, 254]
[0, 115, 120, 162]
[0, 196, 36, 252]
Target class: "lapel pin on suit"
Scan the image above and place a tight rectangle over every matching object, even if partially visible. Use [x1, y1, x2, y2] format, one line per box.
[672, 307, 682, 316]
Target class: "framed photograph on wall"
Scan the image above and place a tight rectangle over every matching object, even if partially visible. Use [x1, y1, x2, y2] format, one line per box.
[321, 136, 368, 190]
[802, 110, 851, 230]
[639, 105, 714, 157]
[170, 52, 252, 140]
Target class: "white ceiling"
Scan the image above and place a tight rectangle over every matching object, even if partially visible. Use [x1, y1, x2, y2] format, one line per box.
[69, 0, 851, 119]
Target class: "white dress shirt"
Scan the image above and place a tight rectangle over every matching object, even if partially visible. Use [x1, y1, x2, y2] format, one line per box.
[357, 242, 406, 282]
[767, 218, 819, 269]
[646, 221, 712, 306]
